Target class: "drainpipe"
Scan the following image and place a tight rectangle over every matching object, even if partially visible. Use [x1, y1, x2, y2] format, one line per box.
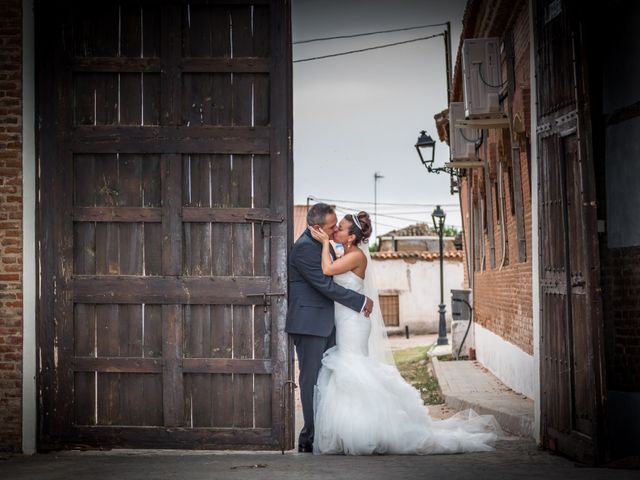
[460, 178, 472, 289]
[480, 200, 486, 270]
[498, 159, 508, 270]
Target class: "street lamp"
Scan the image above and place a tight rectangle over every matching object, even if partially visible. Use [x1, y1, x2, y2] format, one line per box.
[432, 205, 448, 346]
[415, 128, 464, 194]
[415, 130, 436, 169]
[415, 129, 459, 176]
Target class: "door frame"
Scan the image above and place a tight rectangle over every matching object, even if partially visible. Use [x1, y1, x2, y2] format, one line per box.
[21, 0, 38, 455]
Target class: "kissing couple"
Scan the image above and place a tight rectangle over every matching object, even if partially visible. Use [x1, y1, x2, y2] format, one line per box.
[285, 203, 500, 455]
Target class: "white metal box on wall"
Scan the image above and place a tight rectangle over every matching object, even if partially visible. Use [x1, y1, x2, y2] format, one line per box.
[450, 102, 479, 160]
[462, 37, 503, 118]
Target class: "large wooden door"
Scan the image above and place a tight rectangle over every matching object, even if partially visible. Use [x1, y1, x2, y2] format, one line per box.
[37, 0, 293, 450]
[534, 0, 605, 463]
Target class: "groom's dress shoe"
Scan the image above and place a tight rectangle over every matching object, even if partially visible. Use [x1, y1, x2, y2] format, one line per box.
[298, 443, 313, 453]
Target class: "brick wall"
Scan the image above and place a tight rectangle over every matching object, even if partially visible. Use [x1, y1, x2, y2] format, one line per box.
[0, 0, 23, 453]
[474, 262, 533, 354]
[472, 129, 533, 354]
[455, 2, 533, 355]
[600, 245, 640, 391]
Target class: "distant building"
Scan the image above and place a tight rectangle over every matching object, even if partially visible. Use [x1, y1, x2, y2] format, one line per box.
[377, 223, 459, 253]
[371, 224, 464, 334]
[292, 204, 309, 241]
[370, 250, 464, 335]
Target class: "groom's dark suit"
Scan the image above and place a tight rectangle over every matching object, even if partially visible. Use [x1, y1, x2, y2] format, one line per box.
[286, 229, 365, 451]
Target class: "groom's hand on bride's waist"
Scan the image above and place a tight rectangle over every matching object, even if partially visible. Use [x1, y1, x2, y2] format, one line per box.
[362, 297, 374, 317]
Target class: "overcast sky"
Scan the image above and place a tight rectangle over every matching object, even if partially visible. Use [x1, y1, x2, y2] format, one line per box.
[291, 0, 466, 238]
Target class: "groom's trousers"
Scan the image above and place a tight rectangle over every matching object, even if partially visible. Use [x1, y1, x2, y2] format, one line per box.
[292, 329, 336, 449]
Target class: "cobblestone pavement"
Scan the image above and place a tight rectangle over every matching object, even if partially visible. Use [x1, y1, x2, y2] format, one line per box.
[2, 440, 638, 480]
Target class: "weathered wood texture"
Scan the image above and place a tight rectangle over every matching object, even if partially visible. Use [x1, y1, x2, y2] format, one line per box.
[38, 0, 291, 451]
[534, 0, 605, 464]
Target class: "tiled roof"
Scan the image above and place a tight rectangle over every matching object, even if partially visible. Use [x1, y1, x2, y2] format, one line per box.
[379, 223, 434, 237]
[434, 108, 450, 144]
[370, 250, 464, 261]
[293, 205, 308, 241]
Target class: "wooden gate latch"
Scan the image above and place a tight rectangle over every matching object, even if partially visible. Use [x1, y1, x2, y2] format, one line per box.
[244, 214, 284, 238]
[246, 292, 286, 312]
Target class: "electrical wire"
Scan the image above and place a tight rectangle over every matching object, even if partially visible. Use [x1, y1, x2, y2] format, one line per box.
[363, 209, 459, 215]
[333, 206, 399, 231]
[477, 62, 508, 89]
[336, 206, 460, 214]
[459, 128, 482, 144]
[293, 22, 448, 45]
[308, 196, 459, 208]
[311, 198, 462, 233]
[293, 33, 444, 63]
[333, 205, 462, 231]
[371, 212, 432, 223]
[334, 206, 462, 225]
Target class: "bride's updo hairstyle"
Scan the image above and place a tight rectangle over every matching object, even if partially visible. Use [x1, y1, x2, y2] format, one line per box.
[345, 211, 372, 245]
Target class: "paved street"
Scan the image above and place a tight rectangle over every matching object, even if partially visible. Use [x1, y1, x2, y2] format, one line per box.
[4, 334, 635, 479]
[2, 440, 638, 480]
[5, 311, 626, 480]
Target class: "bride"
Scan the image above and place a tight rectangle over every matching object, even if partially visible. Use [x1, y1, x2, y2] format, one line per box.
[308, 211, 500, 455]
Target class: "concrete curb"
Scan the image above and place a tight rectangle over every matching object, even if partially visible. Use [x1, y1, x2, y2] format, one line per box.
[431, 357, 535, 438]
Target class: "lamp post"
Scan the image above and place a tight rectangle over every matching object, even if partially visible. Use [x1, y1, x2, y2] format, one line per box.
[432, 205, 448, 346]
[374, 172, 384, 241]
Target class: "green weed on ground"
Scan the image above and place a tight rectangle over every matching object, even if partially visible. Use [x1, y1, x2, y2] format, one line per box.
[393, 345, 443, 405]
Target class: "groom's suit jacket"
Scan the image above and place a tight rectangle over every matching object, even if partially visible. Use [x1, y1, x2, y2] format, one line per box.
[285, 229, 366, 337]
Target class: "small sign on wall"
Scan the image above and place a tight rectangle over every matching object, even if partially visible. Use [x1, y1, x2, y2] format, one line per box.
[545, 0, 562, 24]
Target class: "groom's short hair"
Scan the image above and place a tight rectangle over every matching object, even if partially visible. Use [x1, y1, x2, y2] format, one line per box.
[307, 203, 335, 226]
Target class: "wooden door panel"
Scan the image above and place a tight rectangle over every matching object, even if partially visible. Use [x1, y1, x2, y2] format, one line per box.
[96, 372, 163, 426]
[542, 291, 570, 429]
[540, 135, 565, 271]
[570, 295, 593, 436]
[181, 154, 272, 208]
[73, 154, 162, 209]
[564, 135, 586, 277]
[539, 123, 597, 457]
[38, 0, 291, 450]
[563, 133, 593, 438]
[182, 223, 271, 276]
[181, 4, 270, 58]
[534, 0, 604, 462]
[536, 1, 574, 117]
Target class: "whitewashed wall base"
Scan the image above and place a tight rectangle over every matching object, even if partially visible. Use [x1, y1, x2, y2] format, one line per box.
[474, 323, 534, 399]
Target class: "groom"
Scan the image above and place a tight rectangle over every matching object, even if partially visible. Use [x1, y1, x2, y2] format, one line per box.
[286, 203, 373, 452]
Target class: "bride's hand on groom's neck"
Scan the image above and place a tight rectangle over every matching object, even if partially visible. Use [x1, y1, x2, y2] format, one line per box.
[309, 226, 329, 244]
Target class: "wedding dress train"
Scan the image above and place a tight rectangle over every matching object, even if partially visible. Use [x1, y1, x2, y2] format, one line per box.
[313, 270, 499, 455]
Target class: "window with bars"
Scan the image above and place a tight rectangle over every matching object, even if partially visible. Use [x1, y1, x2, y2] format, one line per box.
[379, 294, 400, 327]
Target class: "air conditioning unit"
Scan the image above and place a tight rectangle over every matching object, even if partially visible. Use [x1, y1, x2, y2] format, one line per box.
[462, 38, 502, 118]
[450, 102, 479, 160]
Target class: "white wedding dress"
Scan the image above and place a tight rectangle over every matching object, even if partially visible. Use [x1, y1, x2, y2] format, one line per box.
[313, 270, 500, 455]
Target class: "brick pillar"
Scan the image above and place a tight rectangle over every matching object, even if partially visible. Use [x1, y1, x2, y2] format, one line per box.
[0, 0, 23, 453]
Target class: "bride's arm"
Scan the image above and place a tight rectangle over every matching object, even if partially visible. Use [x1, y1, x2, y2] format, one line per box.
[322, 249, 363, 276]
[309, 227, 363, 276]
